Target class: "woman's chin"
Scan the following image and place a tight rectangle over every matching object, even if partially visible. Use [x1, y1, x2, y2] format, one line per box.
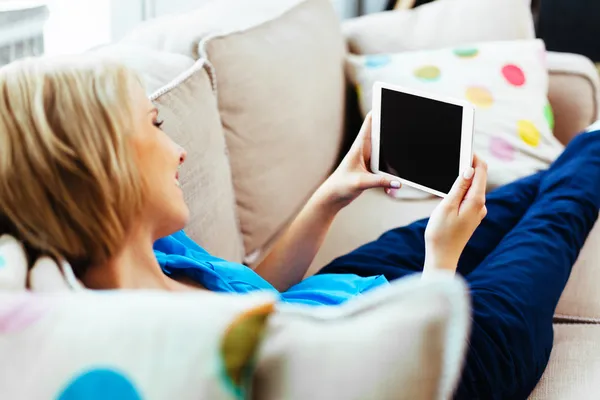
[156, 207, 190, 239]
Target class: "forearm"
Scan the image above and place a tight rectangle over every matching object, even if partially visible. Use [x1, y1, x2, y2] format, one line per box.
[254, 186, 340, 291]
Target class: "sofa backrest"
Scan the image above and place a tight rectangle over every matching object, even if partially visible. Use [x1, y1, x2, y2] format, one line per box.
[121, 0, 347, 262]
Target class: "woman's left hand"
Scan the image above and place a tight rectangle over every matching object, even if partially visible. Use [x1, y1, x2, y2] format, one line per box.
[316, 113, 402, 211]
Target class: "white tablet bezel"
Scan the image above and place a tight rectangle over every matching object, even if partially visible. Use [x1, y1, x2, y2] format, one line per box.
[370, 81, 475, 198]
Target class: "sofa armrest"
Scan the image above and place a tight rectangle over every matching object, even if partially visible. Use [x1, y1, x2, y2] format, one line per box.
[547, 51, 600, 145]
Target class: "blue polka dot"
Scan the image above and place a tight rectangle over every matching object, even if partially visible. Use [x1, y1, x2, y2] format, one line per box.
[58, 368, 141, 400]
[364, 55, 391, 68]
[0, 255, 5, 268]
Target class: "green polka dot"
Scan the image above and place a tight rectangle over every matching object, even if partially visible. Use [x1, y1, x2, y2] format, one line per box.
[356, 84, 362, 102]
[414, 65, 441, 82]
[544, 102, 555, 130]
[454, 48, 479, 58]
[0, 255, 5, 268]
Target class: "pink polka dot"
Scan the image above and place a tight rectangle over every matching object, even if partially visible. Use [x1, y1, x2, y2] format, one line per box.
[502, 64, 526, 87]
[490, 137, 515, 161]
[0, 294, 52, 333]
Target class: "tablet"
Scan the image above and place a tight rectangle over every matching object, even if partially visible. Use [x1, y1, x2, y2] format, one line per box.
[371, 81, 475, 198]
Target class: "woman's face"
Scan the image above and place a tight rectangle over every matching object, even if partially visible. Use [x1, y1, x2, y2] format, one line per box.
[130, 85, 189, 238]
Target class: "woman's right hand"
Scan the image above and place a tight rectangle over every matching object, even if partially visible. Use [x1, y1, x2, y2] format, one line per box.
[423, 155, 488, 274]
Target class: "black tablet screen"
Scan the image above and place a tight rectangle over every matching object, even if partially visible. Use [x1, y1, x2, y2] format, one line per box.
[379, 88, 464, 194]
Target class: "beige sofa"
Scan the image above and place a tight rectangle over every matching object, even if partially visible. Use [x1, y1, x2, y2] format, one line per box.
[99, 0, 600, 397]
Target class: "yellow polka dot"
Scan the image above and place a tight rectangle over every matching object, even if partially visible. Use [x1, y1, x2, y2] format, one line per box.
[356, 84, 362, 102]
[414, 65, 441, 81]
[465, 87, 494, 108]
[221, 302, 274, 395]
[518, 120, 541, 147]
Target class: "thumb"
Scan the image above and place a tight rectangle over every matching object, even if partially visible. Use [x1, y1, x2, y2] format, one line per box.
[348, 113, 373, 159]
[445, 167, 474, 207]
[357, 173, 402, 191]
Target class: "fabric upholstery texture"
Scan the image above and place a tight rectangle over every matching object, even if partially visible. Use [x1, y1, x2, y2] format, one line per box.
[200, 0, 346, 257]
[529, 324, 600, 399]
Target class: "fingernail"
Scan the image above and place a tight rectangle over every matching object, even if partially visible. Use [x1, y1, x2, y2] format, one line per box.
[463, 167, 474, 180]
[390, 181, 401, 188]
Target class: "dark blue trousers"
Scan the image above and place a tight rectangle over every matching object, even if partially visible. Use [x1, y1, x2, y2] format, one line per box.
[318, 130, 600, 399]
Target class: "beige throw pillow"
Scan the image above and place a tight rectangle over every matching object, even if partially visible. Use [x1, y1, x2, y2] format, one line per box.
[200, 0, 346, 258]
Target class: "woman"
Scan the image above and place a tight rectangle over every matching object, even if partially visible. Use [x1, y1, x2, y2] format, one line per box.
[1, 57, 599, 399]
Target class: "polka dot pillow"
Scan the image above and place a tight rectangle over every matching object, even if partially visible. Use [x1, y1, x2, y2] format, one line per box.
[0, 290, 275, 399]
[0, 234, 276, 399]
[347, 39, 563, 198]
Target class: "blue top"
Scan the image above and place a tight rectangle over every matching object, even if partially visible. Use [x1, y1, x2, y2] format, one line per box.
[153, 230, 389, 306]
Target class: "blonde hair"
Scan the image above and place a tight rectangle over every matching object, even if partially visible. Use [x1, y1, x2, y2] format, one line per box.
[0, 56, 144, 277]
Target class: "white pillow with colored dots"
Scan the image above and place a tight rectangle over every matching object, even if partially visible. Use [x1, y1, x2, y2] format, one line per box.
[346, 39, 563, 199]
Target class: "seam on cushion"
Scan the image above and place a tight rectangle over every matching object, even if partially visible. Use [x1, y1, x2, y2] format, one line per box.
[553, 313, 600, 324]
[197, 36, 219, 93]
[549, 70, 600, 125]
[148, 59, 208, 101]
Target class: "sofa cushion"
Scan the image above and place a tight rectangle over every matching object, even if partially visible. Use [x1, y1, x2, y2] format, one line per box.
[255, 272, 470, 400]
[554, 219, 600, 323]
[0, 290, 275, 399]
[529, 324, 600, 400]
[343, 0, 535, 55]
[96, 45, 244, 262]
[204, 0, 346, 258]
[123, 0, 346, 260]
[346, 39, 564, 198]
